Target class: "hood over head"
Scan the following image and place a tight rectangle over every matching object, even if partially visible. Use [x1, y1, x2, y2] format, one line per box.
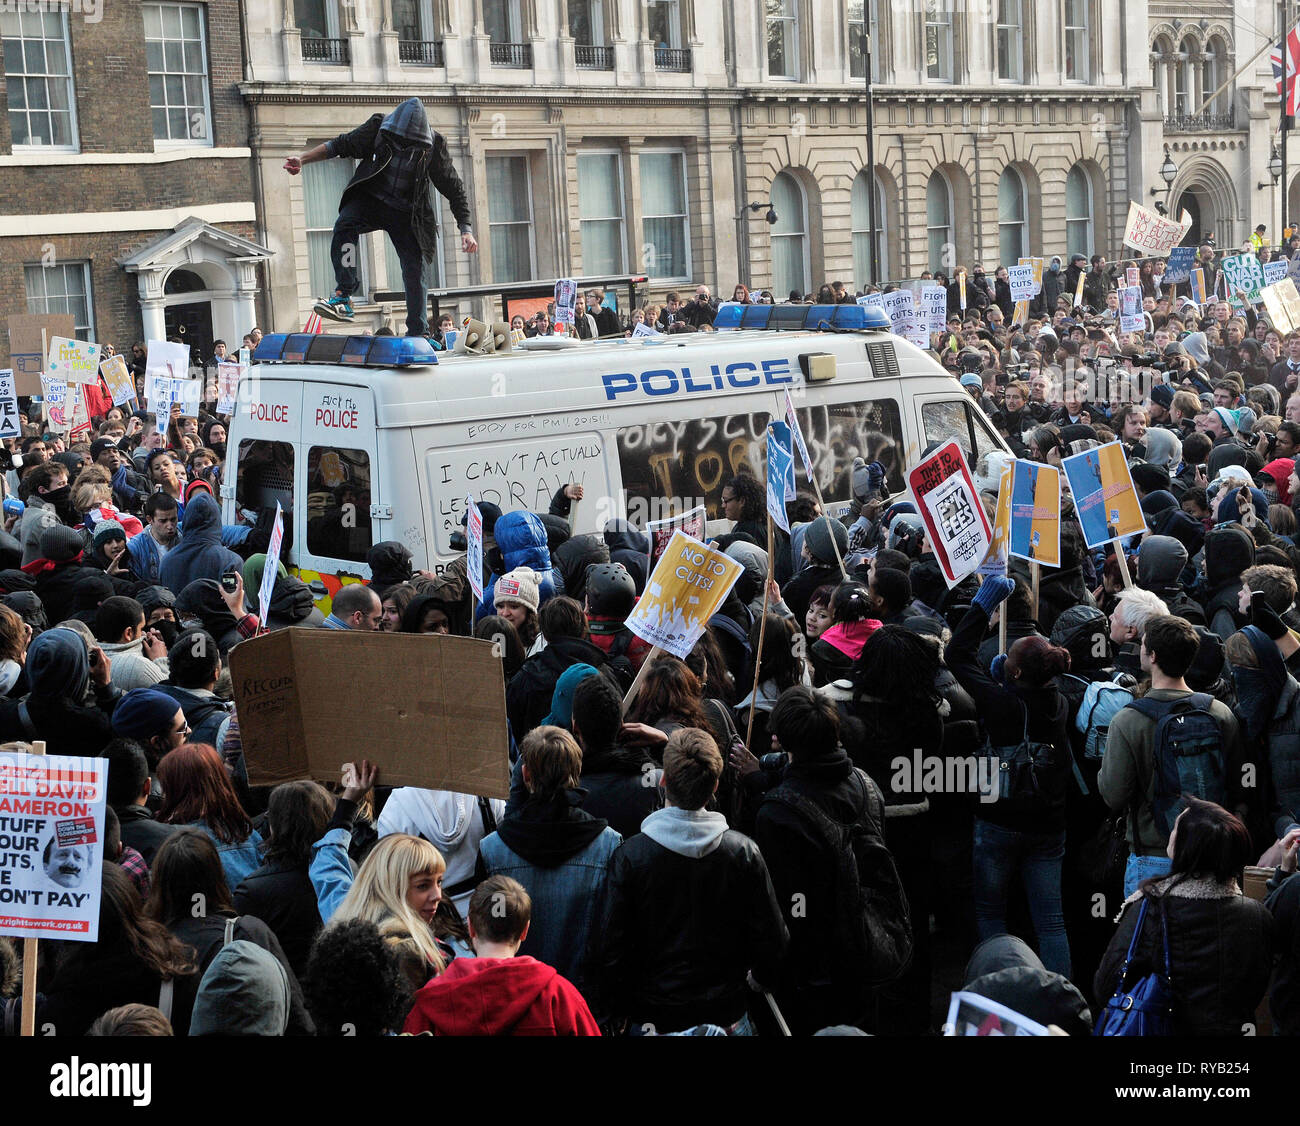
[1137, 534, 1188, 591]
[962, 935, 1092, 1037]
[366, 541, 414, 595]
[180, 491, 223, 545]
[553, 534, 609, 604]
[26, 627, 88, 701]
[189, 940, 290, 1036]
[1049, 605, 1111, 670]
[379, 97, 433, 146]
[1204, 522, 1256, 588]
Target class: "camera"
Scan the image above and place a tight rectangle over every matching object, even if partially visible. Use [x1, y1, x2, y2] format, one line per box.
[759, 752, 790, 772]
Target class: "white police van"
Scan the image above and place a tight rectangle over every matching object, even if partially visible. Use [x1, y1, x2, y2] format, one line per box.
[225, 303, 1010, 607]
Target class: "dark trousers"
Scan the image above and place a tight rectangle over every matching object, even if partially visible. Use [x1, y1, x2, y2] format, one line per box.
[330, 194, 429, 335]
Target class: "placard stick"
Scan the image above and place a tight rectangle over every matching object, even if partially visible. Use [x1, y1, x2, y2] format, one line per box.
[998, 607, 1008, 656]
[1113, 541, 1134, 589]
[567, 497, 580, 535]
[1030, 562, 1041, 623]
[744, 517, 775, 752]
[620, 645, 661, 717]
[20, 739, 46, 1037]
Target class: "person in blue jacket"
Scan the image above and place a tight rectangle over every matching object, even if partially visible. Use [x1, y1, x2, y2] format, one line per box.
[475, 510, 564, 623]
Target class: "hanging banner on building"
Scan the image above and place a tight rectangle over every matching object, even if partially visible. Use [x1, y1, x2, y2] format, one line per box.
[1121, 201, 1193, 256]
[1008, 460, 1061, 567]
[907, 440, 992, 589]
[1062, 441, 1147, 549]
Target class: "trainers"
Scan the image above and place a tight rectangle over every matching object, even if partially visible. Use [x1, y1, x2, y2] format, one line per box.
[314, 295, 355, 322]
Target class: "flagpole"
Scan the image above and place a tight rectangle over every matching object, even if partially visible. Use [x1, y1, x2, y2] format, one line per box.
[1284, 0, 1292, 247]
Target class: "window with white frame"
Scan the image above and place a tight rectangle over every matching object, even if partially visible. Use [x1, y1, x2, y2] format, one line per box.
[766, 0, 798, 79]
[483, 0, 522, 41]
[996, 0, 1022, 82]
[1174, 35, 1194, 115]
[2, 9, 77, 149]
[647, 1, 680, 47]
[924, 0, 953, 82]
[578, 152, 626, 275]
[848, 0, 866, 79]
[1204, 35, 1229, 116]
[770, 171, 809, 298]
[25, 262, 94, 340]
[392, 0, 434, 41]
[998, 166, 1028, 265]
[487, 155, 536, 283]
[926, 170, 953, 273]
[1063, 0, 1089, 82]
[851, 169, 888, 287]
[570, 0, 603, 45]
[1065, 164, 1093, 256]
[1150, 36, 1170, 115]
[304, 159, 365, 302]
[640, 151, 690, 280]
[294, 0, 338, 38]
[144, 3, 212, 145]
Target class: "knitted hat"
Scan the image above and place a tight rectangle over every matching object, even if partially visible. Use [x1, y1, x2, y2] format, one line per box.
[89, 438, 118, 461]
[111, 687, 182, 740]
[1212, 406, 1241, 435]
[960, 373, 983, 388]
[494, 567, 541, 614]
[804, 516, 849, 566]
[1149, 384, 1175, 409]
[91, 518, 127, 551]
[39, 524, 84, 563]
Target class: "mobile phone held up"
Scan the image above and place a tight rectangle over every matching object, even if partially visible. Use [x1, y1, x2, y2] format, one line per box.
[220, 573, 240, 595]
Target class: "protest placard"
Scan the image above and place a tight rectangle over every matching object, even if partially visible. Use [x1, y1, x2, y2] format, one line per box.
[143, 339, 191, 402]
[784, 389, 815, 482]
[466, 495, 484, 604]
[1017, 257, 1043, 295]
[230, 630, 510, 796]
[766, 423, 794, 534]
[907, 440, 992, 589]
[1008, 460, 1061, 567]
[40, 375, 68, 432]
[67, 383, 91, 442]
[883, 289, 915, 336]
[1122, 201, 1193, 256]
[944, 991, 1051, 1037]
[978, 464, 1013, 579]
[1162, 245, 1197, 284]
[1008, 264, 1036, 302]
[1220, 253, 1267, 305]
[7, 313, 74, 396]
[0, 371, 20, 440]
[149, 377, 201, 417]
[1279, 278, 1300, 331]
[1125, 266, 1139, 289]
[215, 361, 243, 414]
[554, 278, 577, 327]
[631, 321, 663, 339]
[99, 355, 136, 407]
[45, 336, 101, 386]
[1265, 260, 1289, 288]
[1011, 299, 1030, 327]
[856, 292, 885, 310]
[1119, 287, 1144, 333]
[1062, 441, 1147, 549]
[1190, 267, 1208, 306]
[257, 502, 284, 629]
[1262, 281, 1298, 334]
[920, 285, 948, 334]
[624, 530, 744, 659]
[647, 504, 706, 566]
[959, 271, 967, 310]
[0, 751, 106, 942]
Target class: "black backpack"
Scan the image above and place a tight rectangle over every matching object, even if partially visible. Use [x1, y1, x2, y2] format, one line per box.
[766, 768, 912, 991]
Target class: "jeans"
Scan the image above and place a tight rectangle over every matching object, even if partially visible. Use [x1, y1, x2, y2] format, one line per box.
[973, 818, 1072, 979]
[330, 194, 429, 335]
[1124, 852, 1172, 899]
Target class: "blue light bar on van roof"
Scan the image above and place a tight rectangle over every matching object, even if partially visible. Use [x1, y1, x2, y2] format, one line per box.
[712, 301, 888, 332]
[251, 333, 438, 367]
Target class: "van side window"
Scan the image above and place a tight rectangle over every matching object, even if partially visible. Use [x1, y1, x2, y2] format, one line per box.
[922, 400, 999, 467]
[817, 400, 906, 503]
[306, 447, 372, 563]
[235, 439, 294, 522]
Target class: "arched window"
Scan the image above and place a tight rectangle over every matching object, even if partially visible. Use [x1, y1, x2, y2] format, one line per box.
[927, 171, 953, 273]
[998, 166, 1027, 265]
[851, 170, 888, 287]
[1204, 35, 1229, 118]
[1175, 35, 1196, 116]
[1151, 35, 1172, 116]
[770, 171, 809, 299]
[1065, 164, 1093, 256]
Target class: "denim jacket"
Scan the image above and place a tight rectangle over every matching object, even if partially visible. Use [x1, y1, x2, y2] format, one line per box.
[191, 821, 263, 889]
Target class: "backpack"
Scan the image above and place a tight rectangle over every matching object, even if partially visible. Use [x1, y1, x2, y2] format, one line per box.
[1125, 693, 1226, 837]
[976, 700, 1067, 816]
[1073, 679, 1135, 762]
[766, 768, 912, 990]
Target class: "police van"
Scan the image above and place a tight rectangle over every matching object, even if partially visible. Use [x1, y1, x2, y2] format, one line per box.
[227, 303, 1011, 606]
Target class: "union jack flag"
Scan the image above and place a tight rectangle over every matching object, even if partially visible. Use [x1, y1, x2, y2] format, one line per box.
[1271, 26, 1300, 116]
[303, 311, 323, 334]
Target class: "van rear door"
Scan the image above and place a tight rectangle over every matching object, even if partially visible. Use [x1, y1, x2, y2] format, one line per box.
[229, 376, 300, 533]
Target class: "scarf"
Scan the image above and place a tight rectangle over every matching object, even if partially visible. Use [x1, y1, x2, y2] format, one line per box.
[21, 552, 82, 576]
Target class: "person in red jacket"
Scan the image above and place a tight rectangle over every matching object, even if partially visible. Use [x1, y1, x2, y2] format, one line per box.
[402, 875, 600, 1037]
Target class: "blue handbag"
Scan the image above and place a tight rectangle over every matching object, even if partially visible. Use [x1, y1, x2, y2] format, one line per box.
[1094, 896, 1173, 1036]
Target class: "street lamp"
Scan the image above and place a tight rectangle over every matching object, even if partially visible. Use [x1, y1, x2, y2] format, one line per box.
[1149, 144, 1178, 215]
[1259, 142, 1283, 191]
[748, 200, 779, 225]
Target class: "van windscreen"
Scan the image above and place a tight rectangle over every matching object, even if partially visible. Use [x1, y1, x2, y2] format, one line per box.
[235, 439, 294, 521]
[307, 447, 373, 563]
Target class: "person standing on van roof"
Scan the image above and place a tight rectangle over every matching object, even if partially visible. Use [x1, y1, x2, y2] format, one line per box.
[284, 98, 476, 338]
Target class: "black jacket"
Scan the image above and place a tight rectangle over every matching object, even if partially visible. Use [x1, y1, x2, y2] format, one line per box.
[596, 824, 788, 1031]
[328, 111, 471, 262]
[578, 741, 660, 840]
[232, 859, 324, 983]
[114, 803, 178, 866]
[506, 635, 606, 739]
[1095, 885, 1272, 1036]
[154, 684, 232, 748]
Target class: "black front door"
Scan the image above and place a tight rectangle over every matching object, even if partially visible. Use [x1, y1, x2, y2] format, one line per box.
[164, 302, 215, 368]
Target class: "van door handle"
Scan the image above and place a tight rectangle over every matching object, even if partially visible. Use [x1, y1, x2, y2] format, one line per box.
[308, 580, 328, 596]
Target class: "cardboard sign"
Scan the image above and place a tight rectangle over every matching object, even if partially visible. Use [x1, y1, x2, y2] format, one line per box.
[624, 529, 744, 659]
[647, 504, 706, 566]
[1008, 460, 1061, 567]
[143, 339, 191, 402]
[1220, 253, 1267, 305]
[215, 361, 243, 415]
[67, 382, 91, 442]
[1008, 264, 1036, 302]
[1162, 246, 1197, 284]
[1119, 286, 1144, 333]
[907, 440, 993, 589]
[1262, 280, 1299, 334]
[1010, 299, 1030, 327]
[466, 494, 484, 604]
[1278, 278, 1300, 332]
[230, 630, 510, 797]
[0, 752, 106, 942]
[978, 465, 1013, 578]
[99, 355, 136, 407]
[257, 502, 284, 628]
[919, 285, 948, 335]
[766, 423, 794, 534]
[784, 389, 815, 481]
[1125, 266, 1140, 289]
[1122, 201, 1193, 256]
[631, 321, 662, 339]
[945, 991, 1051, 1037]
[959, 271, 967, 311]
[554, 278, 577, 327]
[46, 336, 101, 386]
[150, 377, 201, 417]
[1073, 270, 1085, 309]
[7, 313, 75, 396]
[0, 371, 20, 440]
[1062, 441, 1147, 549]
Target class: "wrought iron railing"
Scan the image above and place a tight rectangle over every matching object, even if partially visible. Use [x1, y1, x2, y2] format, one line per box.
[398, 39, 444, 66]
[653, 46, 691, 71]
[300, 36, 350, 64]
[575, 44, 614, 69]
[489, 41, 532, 67]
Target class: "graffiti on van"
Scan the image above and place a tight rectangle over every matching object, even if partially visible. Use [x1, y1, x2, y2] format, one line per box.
[616, 400, 903, 521]
[288, 565, 366, 616]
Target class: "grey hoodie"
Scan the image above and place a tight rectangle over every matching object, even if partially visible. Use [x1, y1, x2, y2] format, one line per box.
[189, 940, 289, 1036]
[1182, 331, 1212, 368]
[380, 97, 433, 146]
[640, 806, 729, 858]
